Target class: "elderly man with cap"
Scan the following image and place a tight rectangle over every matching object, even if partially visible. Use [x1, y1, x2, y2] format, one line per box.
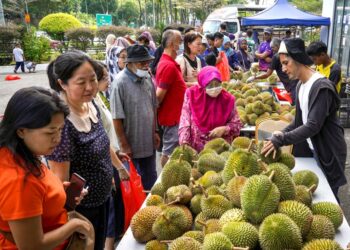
[110, 44, 159, 190]
[262, 38, 347, 200]
[255, 27, 273, 71]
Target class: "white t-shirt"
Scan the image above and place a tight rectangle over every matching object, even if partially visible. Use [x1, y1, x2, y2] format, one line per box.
[13, 48, 24, 62]
[298, 72, 324, 150]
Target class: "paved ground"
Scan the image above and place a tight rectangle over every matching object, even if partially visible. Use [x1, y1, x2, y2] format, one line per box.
[1, 70, 350, 224]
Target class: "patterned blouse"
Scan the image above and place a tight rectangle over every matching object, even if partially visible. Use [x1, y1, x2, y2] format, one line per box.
[46, 101, 113, 208]
[179, 94, 242, 152]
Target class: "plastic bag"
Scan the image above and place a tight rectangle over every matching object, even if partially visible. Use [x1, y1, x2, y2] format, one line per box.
[216, 51, 230, 82]
[5, 75, 21, 81]
[120, 160, 146, 232]
[273, 87, 292, 104]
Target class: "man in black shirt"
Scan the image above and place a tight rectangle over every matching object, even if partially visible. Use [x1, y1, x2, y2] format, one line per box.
[248, 37, 298, 104]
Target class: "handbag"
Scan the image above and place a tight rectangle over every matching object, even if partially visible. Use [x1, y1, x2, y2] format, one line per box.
[120, 160, 146, 232]
[0, 211, 94, 250]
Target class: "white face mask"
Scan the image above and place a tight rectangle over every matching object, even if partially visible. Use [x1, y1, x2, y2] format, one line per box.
[135, 69, 149, 78]
[206, 86, 222, 98]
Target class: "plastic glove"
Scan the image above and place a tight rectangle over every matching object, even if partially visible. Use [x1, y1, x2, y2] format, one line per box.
[247, 76, 255, 83]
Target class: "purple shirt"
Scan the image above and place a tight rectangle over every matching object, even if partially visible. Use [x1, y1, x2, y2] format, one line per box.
[258, 40, 273, 71]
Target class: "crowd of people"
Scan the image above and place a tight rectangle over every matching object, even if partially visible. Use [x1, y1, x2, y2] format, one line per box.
[0, 23, 347, 250]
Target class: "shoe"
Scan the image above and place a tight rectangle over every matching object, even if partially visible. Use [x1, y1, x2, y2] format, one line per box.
[14, 70, 17, 74]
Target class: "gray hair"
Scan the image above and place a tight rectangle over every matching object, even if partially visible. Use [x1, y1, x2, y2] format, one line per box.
[270, 37, 281, 48]
[162, 29, 181, 49]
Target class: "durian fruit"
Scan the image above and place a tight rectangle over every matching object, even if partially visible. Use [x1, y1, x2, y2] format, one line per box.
[146, 195, 164, 206]
[302, 239, 343, 250]
[152, 206, 189, 240]
[222, 221, 259, 249]
[198, 171, 223, 188]
[259, 92, 274, 105]
[190, 194, 203, 215]
[222, 147, 260, 183]
[202, 232, 233, 250]
[130, 206, 162, 243]
[145, 239, 168, 250]
[231, 136, 251, 150]
[168, 236, 201, 250]
[252, 100, 265, 115]
[197, 153, 226, 174]
[312, 201, 344, 230]
[256, 141, 281, 164]
[242, 71, 252, 83]
[197, 219, 222, 235]
[183, 230, 205, 243]
[241, 174, 280, 224]
[225, 172, 247, 208]
[259, 213, 303, 250]
[203, 138, 231, 154]
[243, 88, 259, 98]
[245, 103, 254, 114]
[245, 96, 254, 104]
[278, 200, 313, 237]
[247, 113, 258, 125]
[201, 193, 232, 219]
[278, 152, 296, 170]
[166, 185, 192, 204]
[263, 161, 296, 201]
[170, 144, 198, 166]
[219, 208, 246, 227]
[151, 182, 166, 197]
[237, 110, 247, 125]
[236, 98, 246, 107]
[295, 185, 313, 207]
[194, 212, 209, 230]
[161, 156, 191, 190]
[267, 73, 278, 84]
[206, 185, 226, 197]
[305, 215, 335, 241]
[220, 151, 231, 160]
[250, 62, 259, 74]
[191, 167, 202, 180]
[293, 170, 319, 193]
[263, 103, 272, 113]
[198, 148, 217, 157]
[170, 204, 193, 231]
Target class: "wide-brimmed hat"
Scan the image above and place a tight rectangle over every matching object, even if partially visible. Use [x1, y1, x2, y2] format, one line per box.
[279, 38, 313, 66]
[125, 45, 154, 63]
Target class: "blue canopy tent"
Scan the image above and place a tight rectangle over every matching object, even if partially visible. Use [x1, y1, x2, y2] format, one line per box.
[241, 0, 330, 26]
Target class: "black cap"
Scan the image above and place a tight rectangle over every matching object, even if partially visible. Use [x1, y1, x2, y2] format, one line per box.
[279, 38, 313, 66]
[125, 45, 154, 63]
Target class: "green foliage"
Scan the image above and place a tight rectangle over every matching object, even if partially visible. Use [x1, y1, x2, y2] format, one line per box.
[22, 28, 51, 62]
[115, 0, 140, 25]
[89, 51, 106, 61]
[96, 25, 135, 44]
[73, 12, 96, 26]
[65, 27, 95, 52]
[0, 25, 22, 65]
[290, 0, 323, 15]
[39, 13, 83, 41]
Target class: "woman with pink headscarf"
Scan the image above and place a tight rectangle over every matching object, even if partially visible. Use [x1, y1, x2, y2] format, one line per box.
[179, 66, 242, 151]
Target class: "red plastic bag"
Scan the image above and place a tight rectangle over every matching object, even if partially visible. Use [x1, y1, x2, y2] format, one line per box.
[120, 160, 146, 232]
[216, 51, 230, 82]
[273, 87, 292, 104]
[5, 75, 21, 81]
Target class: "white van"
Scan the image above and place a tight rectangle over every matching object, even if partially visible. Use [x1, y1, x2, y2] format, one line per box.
[203, 6, 240, 38]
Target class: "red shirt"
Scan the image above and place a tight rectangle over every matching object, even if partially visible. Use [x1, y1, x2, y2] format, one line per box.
[156, 54, 186, 126]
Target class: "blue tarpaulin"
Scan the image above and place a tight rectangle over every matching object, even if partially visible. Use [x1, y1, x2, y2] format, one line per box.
[242, 0, 330, 26]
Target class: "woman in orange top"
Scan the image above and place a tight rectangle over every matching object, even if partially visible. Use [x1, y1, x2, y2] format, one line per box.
[0, 87, 92, 249]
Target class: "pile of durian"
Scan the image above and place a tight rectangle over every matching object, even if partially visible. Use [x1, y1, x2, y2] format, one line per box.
[130, 137, 346, 250]
[221, 82, 295, 126]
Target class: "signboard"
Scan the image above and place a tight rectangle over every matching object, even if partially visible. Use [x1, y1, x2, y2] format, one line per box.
[25, 13, 31, 24]
[96, 14, 112, 27]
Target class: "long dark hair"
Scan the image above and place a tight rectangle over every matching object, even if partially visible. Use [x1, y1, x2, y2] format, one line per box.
[47, 50, 95, 92]
[0, 87, 69, 177]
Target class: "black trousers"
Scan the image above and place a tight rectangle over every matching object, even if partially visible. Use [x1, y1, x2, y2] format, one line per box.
[14, 61, 25, 72]
[76, 200, 109, 250]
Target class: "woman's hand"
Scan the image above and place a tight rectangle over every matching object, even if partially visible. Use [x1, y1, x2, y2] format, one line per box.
[208, 126, 227, 138]
[154, 132, 161, 150]
[63, 182, 88, 206]
[117, 168, 130, 181]
[116, 151, 130, 162]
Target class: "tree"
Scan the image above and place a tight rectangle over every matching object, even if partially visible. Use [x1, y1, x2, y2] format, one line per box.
[290, 0, 323, 15]
[116, 1, 139, 25]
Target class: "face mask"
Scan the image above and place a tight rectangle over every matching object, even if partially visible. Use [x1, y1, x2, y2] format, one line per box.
[135, 69, 148, 78]
[206, 86, 222, 98]
[177, 43, 184, 55]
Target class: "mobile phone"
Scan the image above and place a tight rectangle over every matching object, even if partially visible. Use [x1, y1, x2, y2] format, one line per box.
[65, 173, 86, 211]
